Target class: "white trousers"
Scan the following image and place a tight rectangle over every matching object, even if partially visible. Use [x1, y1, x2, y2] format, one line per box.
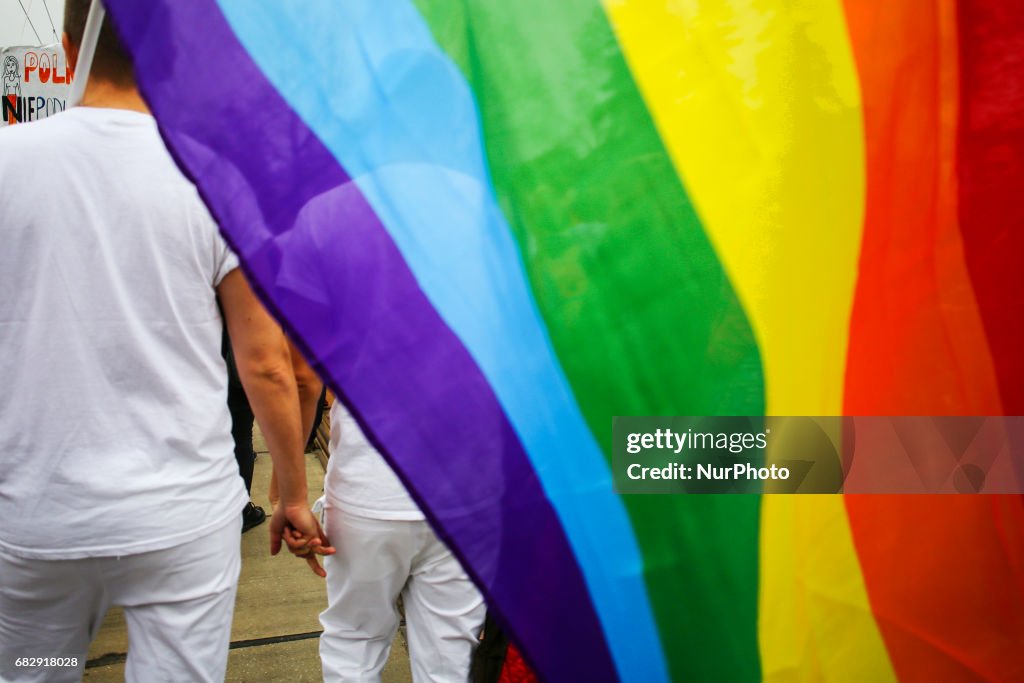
[319, 507, 485, 683]
[0, 517, 241, 683]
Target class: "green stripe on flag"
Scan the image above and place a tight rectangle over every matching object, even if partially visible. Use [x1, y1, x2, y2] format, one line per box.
[413, 2, 766, 680]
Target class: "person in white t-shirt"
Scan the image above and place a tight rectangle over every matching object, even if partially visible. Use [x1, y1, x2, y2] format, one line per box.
[314, 402, 485, 682]
[0, 5, 331, 682]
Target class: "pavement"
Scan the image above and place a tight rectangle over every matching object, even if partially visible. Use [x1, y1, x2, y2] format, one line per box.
[82, 433, 413, 682]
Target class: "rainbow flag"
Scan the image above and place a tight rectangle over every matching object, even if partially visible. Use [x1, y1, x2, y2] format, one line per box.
[104, 1, 1024, 680]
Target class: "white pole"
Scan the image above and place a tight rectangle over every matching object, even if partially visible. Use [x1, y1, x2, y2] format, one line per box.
[68, 0, 106, 107]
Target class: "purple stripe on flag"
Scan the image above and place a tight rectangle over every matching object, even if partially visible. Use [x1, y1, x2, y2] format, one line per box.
[104, 0, 618, 680]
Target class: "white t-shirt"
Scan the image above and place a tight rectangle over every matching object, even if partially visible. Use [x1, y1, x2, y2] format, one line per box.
[0, 107, 246, 559]
[326, 401, 424, 520]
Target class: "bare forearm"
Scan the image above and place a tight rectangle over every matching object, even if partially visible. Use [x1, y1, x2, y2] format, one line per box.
[217, 271, 329, 573]
[290, 340, 323, 443]
[239, 361, 308, 507]
[269, 343, 323, 510]
[218, 270, 309, 509]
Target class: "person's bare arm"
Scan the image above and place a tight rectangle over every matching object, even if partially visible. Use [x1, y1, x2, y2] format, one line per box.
[217, 269, 332, 575]
[268, 340, 323, 511]
[291, 340, 324, 443]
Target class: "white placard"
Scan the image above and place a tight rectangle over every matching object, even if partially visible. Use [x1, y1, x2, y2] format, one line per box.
[2, 43, 73, 126]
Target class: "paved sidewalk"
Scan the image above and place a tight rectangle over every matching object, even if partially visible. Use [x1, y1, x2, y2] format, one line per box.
[82, 438, 412, 682]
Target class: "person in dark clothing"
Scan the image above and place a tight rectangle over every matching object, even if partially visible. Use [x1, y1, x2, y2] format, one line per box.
[307, 386, 327, 452]
[471, 613, 537, 683]
[223, 328, 266, 532]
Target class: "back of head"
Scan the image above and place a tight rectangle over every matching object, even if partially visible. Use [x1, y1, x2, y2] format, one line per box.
[63, 0, 135, 88]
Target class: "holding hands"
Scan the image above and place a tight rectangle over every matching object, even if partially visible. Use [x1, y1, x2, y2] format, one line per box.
[269, 498, 336, 578]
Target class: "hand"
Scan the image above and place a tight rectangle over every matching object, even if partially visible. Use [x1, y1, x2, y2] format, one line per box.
[269, 502, 335, 577]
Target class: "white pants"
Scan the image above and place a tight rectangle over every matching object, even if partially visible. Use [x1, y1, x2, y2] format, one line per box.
[319, 507, 485, 683]
[0, 517, 241, 683]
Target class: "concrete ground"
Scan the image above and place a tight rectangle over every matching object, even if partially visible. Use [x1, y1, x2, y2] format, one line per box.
[82, 435, 412, 682]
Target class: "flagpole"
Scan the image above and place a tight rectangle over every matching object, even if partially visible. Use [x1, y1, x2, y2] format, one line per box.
[68, 0, 106, 107]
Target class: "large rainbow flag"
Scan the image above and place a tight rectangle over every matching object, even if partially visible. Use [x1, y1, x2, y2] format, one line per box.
[103, 1, 1024, 680]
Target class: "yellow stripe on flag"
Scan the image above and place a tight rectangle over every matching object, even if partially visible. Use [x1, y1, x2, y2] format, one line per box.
[756, 494, 897, 682]
[601, 1, 896, 679]
[602, 0, 862, 415]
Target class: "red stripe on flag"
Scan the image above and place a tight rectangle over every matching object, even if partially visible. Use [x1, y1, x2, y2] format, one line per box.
[843, 1, 1024, 680]
[957, 0, 1024, 414]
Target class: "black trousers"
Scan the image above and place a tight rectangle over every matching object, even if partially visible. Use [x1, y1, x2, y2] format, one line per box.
[227, 375, 256, 495]
[307, 386, 327, 451]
